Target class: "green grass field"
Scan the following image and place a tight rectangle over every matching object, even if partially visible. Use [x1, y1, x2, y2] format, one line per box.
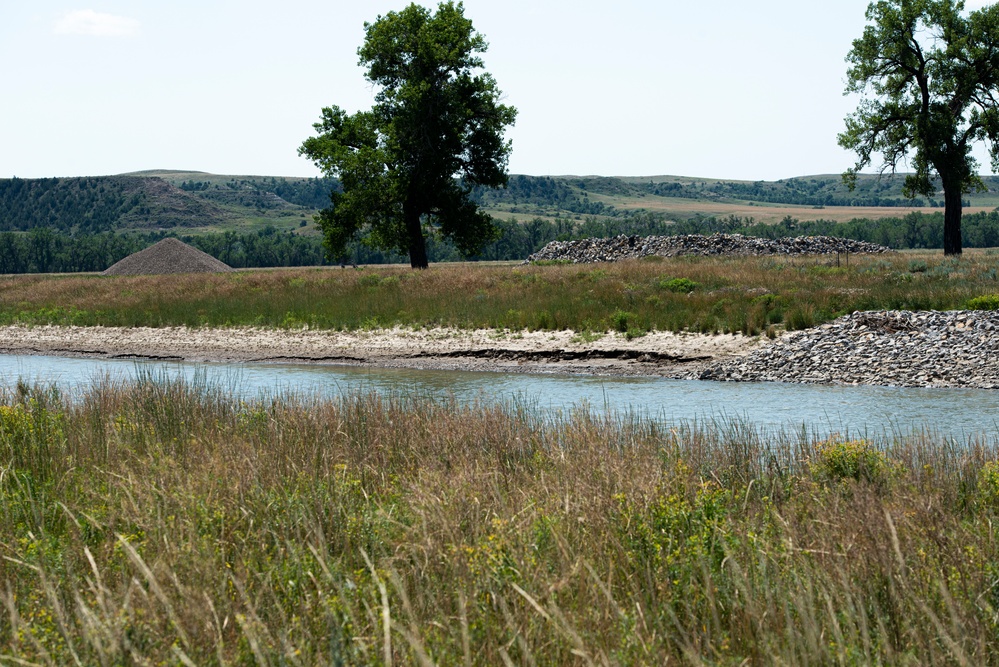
[0, 375, 997, 663]
[3, 251, 999, 336]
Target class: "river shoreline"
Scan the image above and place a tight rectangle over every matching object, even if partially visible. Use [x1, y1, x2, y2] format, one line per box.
[6, 310, 997, 387]
[0, 324, 761, 378]
[698, 309, 999, 389]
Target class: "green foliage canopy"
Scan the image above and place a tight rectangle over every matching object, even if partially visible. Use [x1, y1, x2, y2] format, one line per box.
[299, 1, 517, 268]
[838, 0, 999, 255]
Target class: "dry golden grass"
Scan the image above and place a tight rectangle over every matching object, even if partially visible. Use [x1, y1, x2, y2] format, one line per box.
[0, 376, 998, 663]
[2, 250, 999, 335]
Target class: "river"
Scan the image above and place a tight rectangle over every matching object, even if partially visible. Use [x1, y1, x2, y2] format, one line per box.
[0, 353, 996, 439]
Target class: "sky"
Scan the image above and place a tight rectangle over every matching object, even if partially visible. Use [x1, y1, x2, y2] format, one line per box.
[2, 1, 997, 181]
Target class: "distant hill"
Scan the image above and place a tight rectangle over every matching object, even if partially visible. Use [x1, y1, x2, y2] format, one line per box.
[0, 176, 227, 233]
[2, 170, 999, 235]
[0, 173, 338, 235]
[6, 169, 999, 272]
[472, 173, 999, 222]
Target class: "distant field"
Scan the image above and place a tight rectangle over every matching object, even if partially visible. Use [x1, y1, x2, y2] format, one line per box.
[599, 194, 995, 223]
[479, 192, 975, 226]
[479, 172, 999, 225]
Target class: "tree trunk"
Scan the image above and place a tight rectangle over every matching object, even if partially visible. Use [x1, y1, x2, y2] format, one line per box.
[942, 179, 963, 256]
[404, 203, 429, 269]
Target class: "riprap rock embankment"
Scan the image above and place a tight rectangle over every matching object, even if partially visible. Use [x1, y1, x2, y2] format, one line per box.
[698, 310, 999, 388]
[526, 234, 891, 264]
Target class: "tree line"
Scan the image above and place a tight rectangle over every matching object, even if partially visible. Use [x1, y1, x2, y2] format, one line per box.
[0, 228, 331, 274]
[4, 210, 999, 274]
[469, 175, 613, 216]
[645, 180, 951, 208]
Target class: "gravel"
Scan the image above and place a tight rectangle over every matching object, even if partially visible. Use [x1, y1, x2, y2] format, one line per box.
[696, 310, 999, 388]
[526, 233, 891, 264]
[103, 238, 234, 275]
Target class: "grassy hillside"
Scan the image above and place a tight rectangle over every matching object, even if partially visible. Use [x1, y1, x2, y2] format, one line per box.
[4, 171, 999, 237]
[0, 176, 232, 233]
[0, 173, 329, 236]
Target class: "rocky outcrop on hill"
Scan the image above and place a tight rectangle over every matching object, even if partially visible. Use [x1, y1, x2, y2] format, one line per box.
[195, 188, 298, 210]
[697, 310, 999, 388]
[118, 178, 233, 229]
[526, 234, 892, 264]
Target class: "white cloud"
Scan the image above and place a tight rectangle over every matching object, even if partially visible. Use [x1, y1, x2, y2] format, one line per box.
[54, 9, 140, 37]
[966, 0, 997, 9]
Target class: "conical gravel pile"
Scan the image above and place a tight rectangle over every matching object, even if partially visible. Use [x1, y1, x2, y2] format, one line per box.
[102, 238, 234, 275]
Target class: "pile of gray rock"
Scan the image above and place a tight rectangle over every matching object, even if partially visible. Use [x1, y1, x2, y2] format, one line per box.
[103, 238, 234, 275]
[526, 234, 891, 264]
[697, 310, 999, 388]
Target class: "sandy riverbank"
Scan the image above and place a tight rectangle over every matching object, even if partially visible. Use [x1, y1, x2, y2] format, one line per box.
[0, 325, 763, 377]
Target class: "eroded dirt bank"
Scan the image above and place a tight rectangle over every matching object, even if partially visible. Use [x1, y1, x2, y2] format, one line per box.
[0, 325, 762, 377]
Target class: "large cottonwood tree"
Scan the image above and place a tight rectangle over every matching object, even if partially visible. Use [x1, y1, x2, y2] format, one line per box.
[839, 0, 999, 255]
[299, 2, 516, 269]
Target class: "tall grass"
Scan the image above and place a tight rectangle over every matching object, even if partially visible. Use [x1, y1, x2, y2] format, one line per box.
[5, 251, 999, 334]
[0, 376, 997, 663]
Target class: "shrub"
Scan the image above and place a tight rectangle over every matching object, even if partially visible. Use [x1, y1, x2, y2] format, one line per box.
[610, 310, 634, 333]
[659, 277, 699, 293]
[966, 294, 999, 310]
[785, 305, 816, 330]
[624, 326, 646, 340]
[0, 400, 65, 483]
[978, 460, 999, 510]
[571, 329, 602, 344]
[752, 293, 782, 308]
[811, 438, 900, 488]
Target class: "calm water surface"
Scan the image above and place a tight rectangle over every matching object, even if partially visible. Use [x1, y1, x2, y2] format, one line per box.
[1, 353, 997, 439]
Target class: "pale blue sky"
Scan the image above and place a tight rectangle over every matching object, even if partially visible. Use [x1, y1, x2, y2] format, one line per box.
[2, 1, 996, 180]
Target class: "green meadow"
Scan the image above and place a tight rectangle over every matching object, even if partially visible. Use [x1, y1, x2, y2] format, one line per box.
[2, 250, 999, 336]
